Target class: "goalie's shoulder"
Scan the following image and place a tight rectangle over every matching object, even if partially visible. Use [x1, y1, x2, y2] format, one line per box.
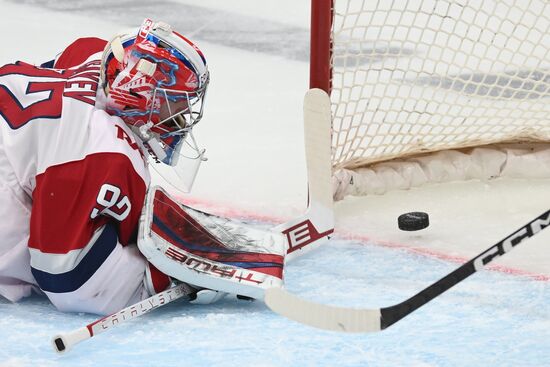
[53, 37, 107, 69]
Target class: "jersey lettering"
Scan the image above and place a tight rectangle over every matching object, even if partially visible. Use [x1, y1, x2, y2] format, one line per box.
[62, 60, 101, 106]
[116, 125, 140, 152]
[116, 125, 145, 160]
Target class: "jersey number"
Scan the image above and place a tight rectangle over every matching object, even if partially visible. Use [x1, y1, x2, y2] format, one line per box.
[91, 184, 132, 221]
[0, 63, 66, 129]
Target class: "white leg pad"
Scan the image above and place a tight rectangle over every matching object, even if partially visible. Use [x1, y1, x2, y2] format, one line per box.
[138, 187, 285, 300]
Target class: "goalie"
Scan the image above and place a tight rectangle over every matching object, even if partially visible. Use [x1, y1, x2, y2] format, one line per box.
[0, 19, 285, 315]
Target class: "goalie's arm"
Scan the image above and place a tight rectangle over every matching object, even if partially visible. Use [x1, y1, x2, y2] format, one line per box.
[29, 152, 169, 315]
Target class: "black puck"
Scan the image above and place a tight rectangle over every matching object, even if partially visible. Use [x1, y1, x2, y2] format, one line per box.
[398, 212, 429, 231]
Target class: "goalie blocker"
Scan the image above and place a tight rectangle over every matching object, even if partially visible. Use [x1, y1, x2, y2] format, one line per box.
[138, 187, 286, 300]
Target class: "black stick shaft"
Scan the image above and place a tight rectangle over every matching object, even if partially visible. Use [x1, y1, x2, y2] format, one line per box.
[380, 209, 550, 329]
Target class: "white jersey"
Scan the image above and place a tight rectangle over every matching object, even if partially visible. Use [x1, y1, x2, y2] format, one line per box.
[0, 39, 170, 315]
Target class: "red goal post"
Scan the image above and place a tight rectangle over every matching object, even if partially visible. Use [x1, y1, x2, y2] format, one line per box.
[310, 0, 550, 200]
[310, 0, 333, 93]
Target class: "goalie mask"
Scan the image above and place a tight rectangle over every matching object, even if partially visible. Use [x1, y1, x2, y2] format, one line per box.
[100, 18, 209, 192]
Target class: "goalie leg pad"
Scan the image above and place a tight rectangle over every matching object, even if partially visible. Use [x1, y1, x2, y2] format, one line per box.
[138, 187, 285, 300]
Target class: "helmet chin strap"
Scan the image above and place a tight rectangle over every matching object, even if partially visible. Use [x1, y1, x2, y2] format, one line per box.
[146, 137, 168, 162]
[132, 122, 169, 162]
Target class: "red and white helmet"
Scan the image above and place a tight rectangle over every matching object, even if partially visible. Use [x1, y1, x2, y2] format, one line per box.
[100, 19, 209, 191]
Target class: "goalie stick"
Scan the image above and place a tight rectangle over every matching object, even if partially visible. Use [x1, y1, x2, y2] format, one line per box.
[275, 88, 334, 262]
[52, 282, 196, 353]
[265, 209, 550, 333]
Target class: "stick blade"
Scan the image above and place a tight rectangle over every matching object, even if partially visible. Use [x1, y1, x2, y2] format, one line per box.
[303, 88, 333, 211]
[264, 287, 382, 333]
[277, 88, 334, 262]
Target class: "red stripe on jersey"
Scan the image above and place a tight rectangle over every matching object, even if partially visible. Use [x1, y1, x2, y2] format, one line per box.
[54, 37, 108, 69]
[147, 263, 171, 293]
[29, 152, 147, 254]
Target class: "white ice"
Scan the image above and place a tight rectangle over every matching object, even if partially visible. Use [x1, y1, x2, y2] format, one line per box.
[0, 1, 549, 366]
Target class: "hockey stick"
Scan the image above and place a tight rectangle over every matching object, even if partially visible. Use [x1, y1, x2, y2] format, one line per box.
[52, 282, 196, 353]
[265, 209, 550, 333]
[275, 88, 334, 262]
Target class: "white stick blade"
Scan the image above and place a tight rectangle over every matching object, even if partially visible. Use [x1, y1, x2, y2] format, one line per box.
[264, 287, 382, 333]
[303, 88, 333, 212]
[278, 88, 335, 262]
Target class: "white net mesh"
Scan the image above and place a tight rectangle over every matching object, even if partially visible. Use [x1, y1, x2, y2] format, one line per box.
[331, 0, 550, 173]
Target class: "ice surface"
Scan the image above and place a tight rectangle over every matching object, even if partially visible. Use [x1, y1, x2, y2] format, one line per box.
[0, 240, 549, 366]
[0, 1, 548, 366]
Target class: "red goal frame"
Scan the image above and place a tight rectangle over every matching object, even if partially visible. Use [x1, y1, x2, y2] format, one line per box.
[309, 0, 333, 94]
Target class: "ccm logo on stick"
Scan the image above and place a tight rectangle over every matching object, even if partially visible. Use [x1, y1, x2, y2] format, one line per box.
[473, 214, 550, 271]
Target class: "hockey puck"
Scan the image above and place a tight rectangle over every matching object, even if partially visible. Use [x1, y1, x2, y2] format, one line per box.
[398, 212, 429, 231]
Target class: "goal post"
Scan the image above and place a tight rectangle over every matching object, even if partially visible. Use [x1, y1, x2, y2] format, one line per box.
[310, 0, 550, 199]
[310, 0, 332, 93]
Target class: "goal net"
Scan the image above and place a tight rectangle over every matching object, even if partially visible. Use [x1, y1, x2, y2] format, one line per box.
[311, 0, 550, 199]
